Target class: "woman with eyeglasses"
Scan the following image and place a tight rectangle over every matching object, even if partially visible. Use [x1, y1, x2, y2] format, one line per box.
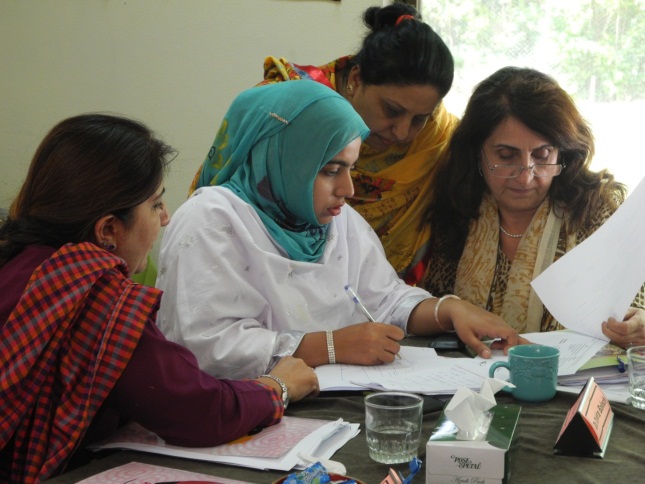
[422, 66, 645, 347]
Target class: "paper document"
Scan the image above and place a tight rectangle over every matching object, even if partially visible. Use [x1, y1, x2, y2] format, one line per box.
[455, 331, 605, 383]
[315, 346, 441, 391]
[315, 332, 609, 396]
[90, 416, 359, 472]
[519, 331, 608, 375]
[531, 176, 645, 340]
[558, 382, 630, 404]
[352, 358, 487, 395]
[557, 341, 627, 388]
[76, 462, 252, 484]
[578, 342, 626, 370]
[558, 366, 627, 386]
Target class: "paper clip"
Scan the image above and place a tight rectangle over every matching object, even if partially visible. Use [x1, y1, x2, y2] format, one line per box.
[617, 356, 626, 373]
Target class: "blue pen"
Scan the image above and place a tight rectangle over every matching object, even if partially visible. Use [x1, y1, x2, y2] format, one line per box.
[344, 284, 401, 359]
[344, 284, 376, 322]
[617, 356, 626, 373]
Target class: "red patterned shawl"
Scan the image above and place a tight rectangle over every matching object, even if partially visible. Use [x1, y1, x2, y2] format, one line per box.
[0, 242, 161, 483]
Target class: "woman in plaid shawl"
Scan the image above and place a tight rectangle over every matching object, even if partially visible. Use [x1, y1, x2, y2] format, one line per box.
[0, 114, 318, 483]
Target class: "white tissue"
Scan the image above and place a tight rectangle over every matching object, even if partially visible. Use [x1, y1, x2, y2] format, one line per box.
[444, 378, 514, 441]
[297, 452, 347, 475]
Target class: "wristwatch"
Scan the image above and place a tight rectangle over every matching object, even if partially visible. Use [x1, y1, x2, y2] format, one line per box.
[258, 374, 290, 409]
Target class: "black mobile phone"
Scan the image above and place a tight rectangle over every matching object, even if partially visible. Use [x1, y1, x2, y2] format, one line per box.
[428, 334, 466, 350]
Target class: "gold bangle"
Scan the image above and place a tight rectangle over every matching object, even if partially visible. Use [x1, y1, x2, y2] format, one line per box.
[326, 330, 336, 364]
[434, 295, 460, 333]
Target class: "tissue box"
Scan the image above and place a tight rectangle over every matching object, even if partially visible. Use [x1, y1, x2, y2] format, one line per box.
[426, 404, 521, 484]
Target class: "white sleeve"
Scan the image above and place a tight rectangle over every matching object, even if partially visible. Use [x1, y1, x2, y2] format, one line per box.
[156, 189, 301, 379]
[342, 206, 431, 333]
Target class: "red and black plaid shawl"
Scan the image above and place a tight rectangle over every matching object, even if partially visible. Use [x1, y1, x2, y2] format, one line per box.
[0, 242, 162, 483]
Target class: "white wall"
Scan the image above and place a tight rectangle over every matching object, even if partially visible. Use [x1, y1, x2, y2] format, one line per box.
[0, 0, 381, 246]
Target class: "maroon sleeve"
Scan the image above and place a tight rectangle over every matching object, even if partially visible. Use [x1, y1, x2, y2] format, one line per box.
[106, 320, 283, 447]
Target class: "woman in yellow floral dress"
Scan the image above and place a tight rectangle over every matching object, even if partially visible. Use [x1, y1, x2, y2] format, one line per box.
[190, 3, 457, 285]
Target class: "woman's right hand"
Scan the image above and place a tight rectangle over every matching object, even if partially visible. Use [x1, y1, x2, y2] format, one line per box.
[333, 322, 406, 365]
[269, 356, 320, 402]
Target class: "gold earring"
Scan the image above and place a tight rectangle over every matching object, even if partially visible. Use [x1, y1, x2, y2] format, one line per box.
[346, 84, 354, 93]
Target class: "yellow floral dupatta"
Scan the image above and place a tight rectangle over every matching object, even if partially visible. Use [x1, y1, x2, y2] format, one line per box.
[189, 55, 457, 283]
[352, 105, 457, 283]
[454, 193, 567, 333]
[258, 56, 458, 280]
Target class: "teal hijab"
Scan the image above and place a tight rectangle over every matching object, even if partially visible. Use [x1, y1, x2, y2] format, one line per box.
[198, 81, 369, 262]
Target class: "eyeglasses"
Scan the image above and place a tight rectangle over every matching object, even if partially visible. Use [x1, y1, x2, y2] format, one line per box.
[482, 150, 566, 179]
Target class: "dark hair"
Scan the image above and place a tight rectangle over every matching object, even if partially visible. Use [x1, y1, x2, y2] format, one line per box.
[426, 66, 626, 261]
[0, 113, 175, 266]
[353, 3, 454, 97]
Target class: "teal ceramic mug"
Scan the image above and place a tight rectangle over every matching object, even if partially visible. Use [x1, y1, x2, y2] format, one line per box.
[488, 344, 560, 403]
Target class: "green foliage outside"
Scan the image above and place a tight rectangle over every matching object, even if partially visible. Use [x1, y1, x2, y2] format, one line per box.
[422, 0, 644, 102]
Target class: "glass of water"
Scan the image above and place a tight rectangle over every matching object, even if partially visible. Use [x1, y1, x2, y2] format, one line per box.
[364, 391, 423, 464]
[627, 346, 645, 409]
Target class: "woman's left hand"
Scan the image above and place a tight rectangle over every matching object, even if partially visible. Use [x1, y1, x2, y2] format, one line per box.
[408, 297, 530, 358]
[602, 307, 645, 349]
[446, 299, 530, 358]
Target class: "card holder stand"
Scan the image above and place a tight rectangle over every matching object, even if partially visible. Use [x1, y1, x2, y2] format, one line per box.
[553, 377, 614, 458]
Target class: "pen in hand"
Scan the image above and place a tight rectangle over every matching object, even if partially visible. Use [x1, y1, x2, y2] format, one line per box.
[344, 284, 401, 359]
[344, 284, 376, 322]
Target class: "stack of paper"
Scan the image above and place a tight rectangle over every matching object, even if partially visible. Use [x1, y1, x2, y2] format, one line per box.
[555, 342, 628, 405]
[558, 342, 628, 386]
[89, 416, 359, 472]
[558, 366, 628, 386]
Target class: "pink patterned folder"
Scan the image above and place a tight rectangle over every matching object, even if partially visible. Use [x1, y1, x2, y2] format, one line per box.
[90, 416, 358, 471]
[76, 461, 251, 484]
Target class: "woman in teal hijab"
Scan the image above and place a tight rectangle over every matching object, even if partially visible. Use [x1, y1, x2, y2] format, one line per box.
[158, 81, 521, 380]
[142, 84, 351, 291]
[207, 80, 369, 262]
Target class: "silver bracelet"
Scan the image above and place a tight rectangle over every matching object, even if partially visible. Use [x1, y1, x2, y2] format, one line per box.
[326, 330, 336, 364]
[434, 295, 460, 333]
[257, 373, 289, 408]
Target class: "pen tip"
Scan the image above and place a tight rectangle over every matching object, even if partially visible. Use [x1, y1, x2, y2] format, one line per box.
[344, 284, 350, 290]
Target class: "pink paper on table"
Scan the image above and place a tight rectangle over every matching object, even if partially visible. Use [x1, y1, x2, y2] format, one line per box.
[96, 417, 330, 459]
[75, 461, 251, 483]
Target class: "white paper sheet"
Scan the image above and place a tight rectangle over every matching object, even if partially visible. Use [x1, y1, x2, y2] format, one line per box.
[557, 382, 630, 404]
[516, 331, 608, 375]
[76, 462, 251, 484]
[352, 359, 487, 395]
[469, 331, 606, 378]
[531, 176, 645, 340]
[315, 346, 441, 391]
[90, 417, 359, 472]
[316, 332, 606, 395]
